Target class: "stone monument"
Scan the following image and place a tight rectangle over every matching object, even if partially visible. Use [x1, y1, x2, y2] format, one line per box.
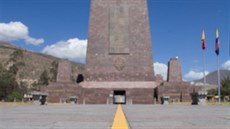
[167, 58, 182, 82]
[43, 0, 202, 104]
[81, 0, 158, 104]
[56, 60, 71, 83]
[157, 58, 201, 103]
[42, 59, 83, 103]
[85, 0, 155, 81]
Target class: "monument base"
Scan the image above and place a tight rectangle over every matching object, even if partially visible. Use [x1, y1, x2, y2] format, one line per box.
[41, 82, 84, 104]
[81, 81, 159, 104]
[43, 81, 159, 104]
[157, 82, 201, 103]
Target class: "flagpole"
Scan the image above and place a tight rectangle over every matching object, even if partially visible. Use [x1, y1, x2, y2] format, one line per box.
[215, 28, 221, 104]
[217, 55, 221, 103]
[201, 30, 206, 92]
[202, 49, 206, 91]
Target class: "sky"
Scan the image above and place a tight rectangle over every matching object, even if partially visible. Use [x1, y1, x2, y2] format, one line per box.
[0, 0, 229, 81]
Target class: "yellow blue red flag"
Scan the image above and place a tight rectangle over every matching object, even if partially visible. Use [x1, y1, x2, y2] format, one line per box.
[202, 30, 206, 50]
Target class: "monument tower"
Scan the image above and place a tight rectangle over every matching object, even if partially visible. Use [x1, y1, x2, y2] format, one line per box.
[82, 0, 158, 104]
[85, 0, 155, 81]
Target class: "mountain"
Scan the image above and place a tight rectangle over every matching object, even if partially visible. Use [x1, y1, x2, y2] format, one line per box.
[193, 70, 230, 85]
[0, 41, 17, 48]
[0, 41, 84, 88]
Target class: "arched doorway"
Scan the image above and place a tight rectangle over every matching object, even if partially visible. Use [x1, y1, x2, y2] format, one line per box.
[76, 74, 84, 83]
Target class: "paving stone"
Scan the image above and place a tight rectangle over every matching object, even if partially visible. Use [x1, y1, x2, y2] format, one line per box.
[123, 105, 230, 129]
[0, 105, 229, 129]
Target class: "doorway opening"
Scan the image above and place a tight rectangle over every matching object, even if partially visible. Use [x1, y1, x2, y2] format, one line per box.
[76, 74, 84, 84]
[113, 90, 126, 104]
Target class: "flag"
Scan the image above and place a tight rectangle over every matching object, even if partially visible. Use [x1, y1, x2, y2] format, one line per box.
[215, 29, 220, 55]
[201, 30, 206, 50]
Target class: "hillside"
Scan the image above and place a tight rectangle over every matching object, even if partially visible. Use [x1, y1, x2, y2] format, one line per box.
[0, 41, 17, 48]
[193, 70, 230, 85]
[0, 41, 84, 88]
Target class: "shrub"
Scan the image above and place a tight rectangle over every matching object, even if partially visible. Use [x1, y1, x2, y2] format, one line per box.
[6, 91, 23, 102]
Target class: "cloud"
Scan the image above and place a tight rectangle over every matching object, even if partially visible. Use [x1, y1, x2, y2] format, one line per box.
[185, 70, 209, 80]
[222, 60, 230, 70]
[0, 21, 44, 45]
[154, 62, 168, 80]
[42, 38, 87, 63]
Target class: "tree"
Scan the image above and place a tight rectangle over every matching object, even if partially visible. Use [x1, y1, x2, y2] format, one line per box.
[38, 70, 49, 86]
[49, 61, 58, 82]
[207, 88, 217, 96]
[0, 64, 17, 101]
[6, 91, 23, 102]
[18, 81, 28, 94]
[221, 77, 230, 97]
[30, 70, 49, 91]
[8, 49, 25, 75]
[208, 77, 230, 100]
[29, 81, 39, 91]
[0, 49, 26, 101]
[9, 49, 23, 62]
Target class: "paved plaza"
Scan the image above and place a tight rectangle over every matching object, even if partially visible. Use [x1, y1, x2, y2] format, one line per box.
[0, 105, 229, 129]
[123, 105, 230, 129]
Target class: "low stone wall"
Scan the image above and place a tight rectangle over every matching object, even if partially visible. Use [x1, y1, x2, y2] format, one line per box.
[83, 88, 155, 104]
[157, 82, 201, 103]
[42, 81, 157, 104]
[41, 82, 83, 103]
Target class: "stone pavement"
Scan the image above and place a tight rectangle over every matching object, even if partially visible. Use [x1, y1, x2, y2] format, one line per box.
[0, 105, 116, 129]
[123, 105, 230, 129]
[0, 104, 229, 129]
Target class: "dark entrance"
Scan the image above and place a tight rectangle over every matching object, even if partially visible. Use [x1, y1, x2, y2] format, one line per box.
[76, 74, 84, 84]
[113, 90, 126, 104]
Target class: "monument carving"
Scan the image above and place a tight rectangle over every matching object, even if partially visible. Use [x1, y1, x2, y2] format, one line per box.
[114, 57, 126, 71]
[109, 3, 129, 54]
